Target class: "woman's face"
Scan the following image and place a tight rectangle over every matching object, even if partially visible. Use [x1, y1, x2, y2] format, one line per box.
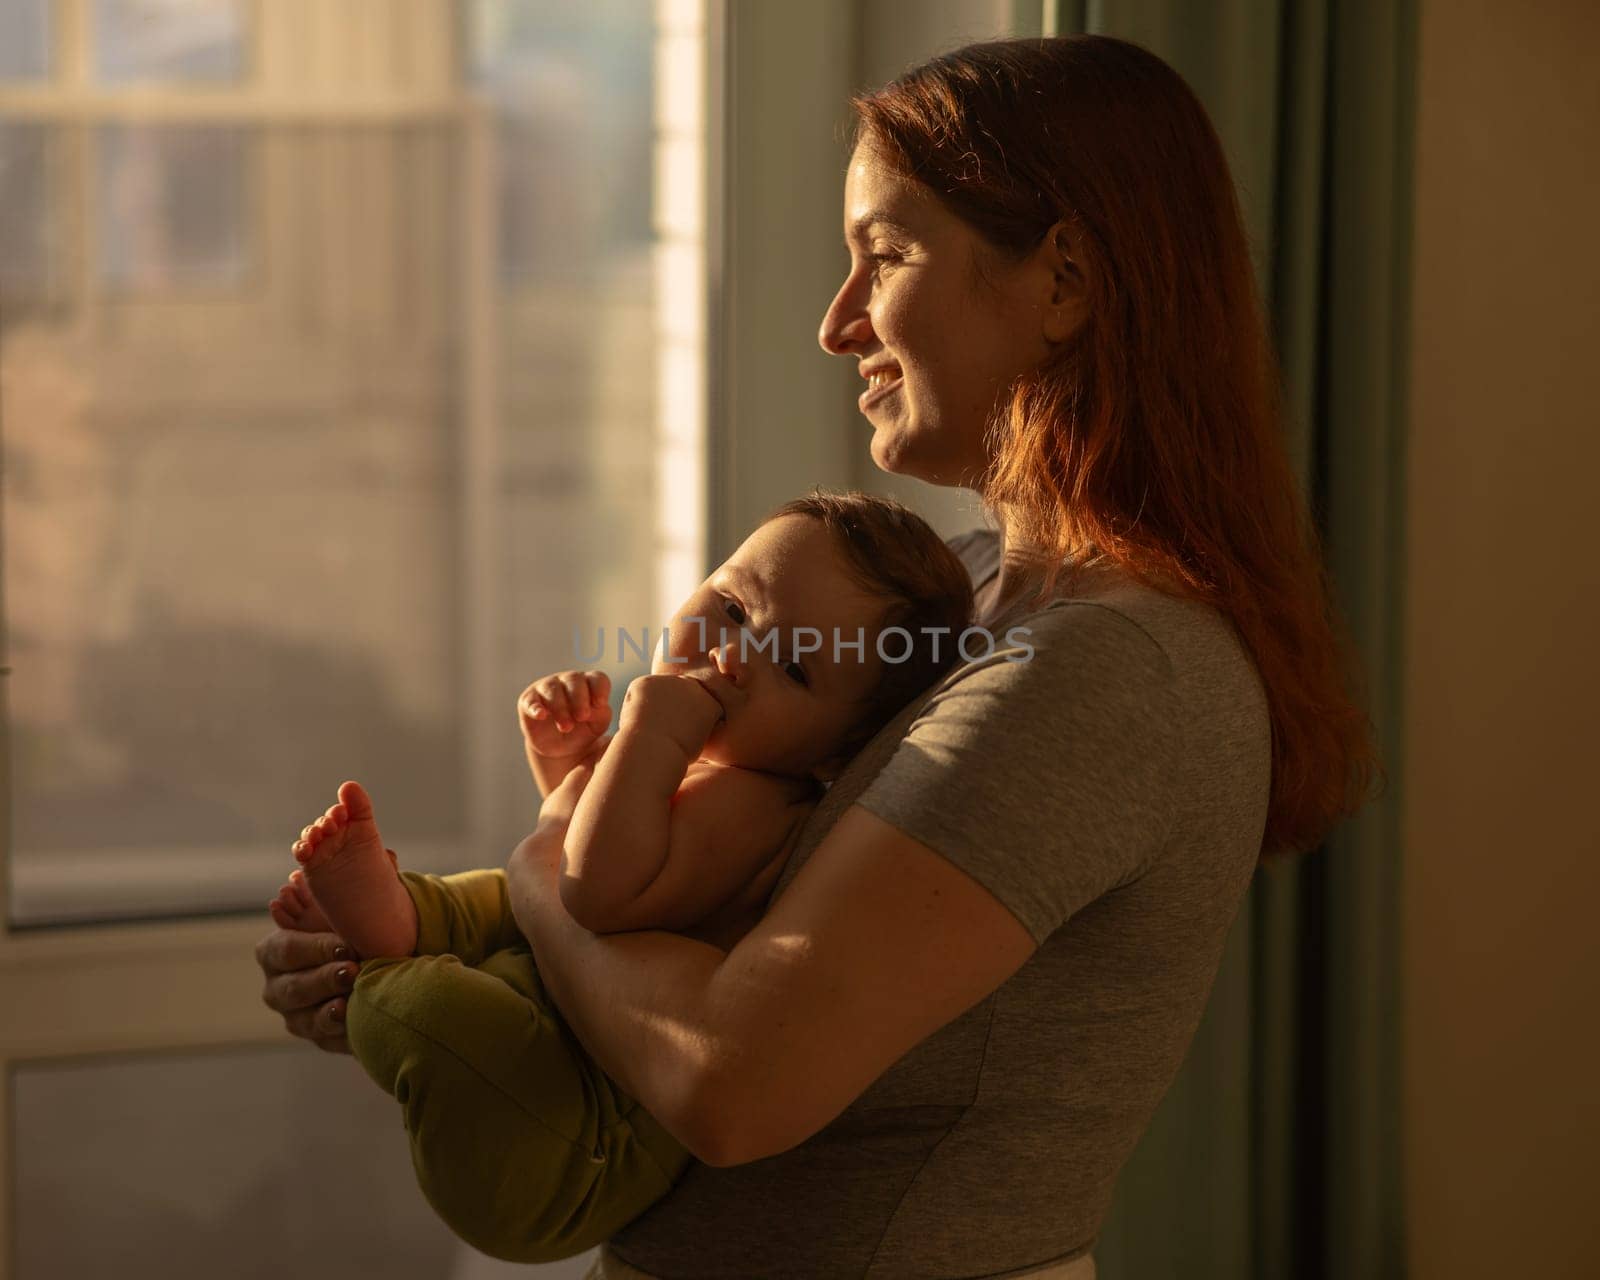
[818, 142, 1058, 487]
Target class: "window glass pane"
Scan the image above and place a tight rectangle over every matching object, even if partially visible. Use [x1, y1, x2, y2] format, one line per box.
[97, 123, 250, 289]
[469, 0, 653, 286]
[3, 2, 675, 927]
[14, 1045, 592, 1278]
[0, 0, 51, 81]
[6, 122, 465, 926]
[94, 0, 247, 84]
[0, 121, 57, 295]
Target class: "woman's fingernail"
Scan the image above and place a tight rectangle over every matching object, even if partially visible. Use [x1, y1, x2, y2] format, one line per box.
[330, 1003, 345, 1022]
[336, 967, 355, 988]
[333, 945, 353, 961]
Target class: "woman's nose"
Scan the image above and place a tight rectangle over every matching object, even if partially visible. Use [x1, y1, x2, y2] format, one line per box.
[818, 269, 873, 355]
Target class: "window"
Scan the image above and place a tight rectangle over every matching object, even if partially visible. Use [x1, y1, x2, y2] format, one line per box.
[1, 2, 713, 1275]
[0, 0, 708, 928]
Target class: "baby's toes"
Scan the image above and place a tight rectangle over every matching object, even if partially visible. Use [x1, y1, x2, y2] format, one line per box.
[290, 885, 333, 932]
[269, 897, 299, 930]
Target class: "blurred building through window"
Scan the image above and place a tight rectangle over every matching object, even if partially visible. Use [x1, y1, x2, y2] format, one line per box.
[0, 0, 706, 925]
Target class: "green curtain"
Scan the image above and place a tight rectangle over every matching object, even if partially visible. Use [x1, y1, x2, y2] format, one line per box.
[1033, 4, 1416, 1277]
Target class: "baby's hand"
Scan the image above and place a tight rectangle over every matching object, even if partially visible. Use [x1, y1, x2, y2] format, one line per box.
[518, 670, 613, 759]
[619, 672, 725, 756]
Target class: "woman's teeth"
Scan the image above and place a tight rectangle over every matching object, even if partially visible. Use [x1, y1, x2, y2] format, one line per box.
[869, 372, 896, 390]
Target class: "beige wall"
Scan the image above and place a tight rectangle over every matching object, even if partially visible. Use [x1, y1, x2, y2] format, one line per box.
[1404, 2, 1600, 1277]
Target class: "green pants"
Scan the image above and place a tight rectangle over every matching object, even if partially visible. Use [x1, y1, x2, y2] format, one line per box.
[344, 868, 691, 1264]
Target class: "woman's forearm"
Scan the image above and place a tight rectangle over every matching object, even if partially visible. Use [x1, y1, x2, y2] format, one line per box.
[506, 821, 738, 1164]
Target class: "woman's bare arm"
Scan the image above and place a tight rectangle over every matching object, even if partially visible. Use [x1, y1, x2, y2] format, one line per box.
[506, 815, 731, 1161]
[506, 802, 1037, 1167]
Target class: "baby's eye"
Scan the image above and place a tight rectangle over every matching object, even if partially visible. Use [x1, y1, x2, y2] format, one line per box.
[722, 598, 746, 625]
[783, 660, 809, 687]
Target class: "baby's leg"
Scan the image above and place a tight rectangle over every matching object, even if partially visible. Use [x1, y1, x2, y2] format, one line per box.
[292, 781, 418, 958]
[348, 945, 690, 1263]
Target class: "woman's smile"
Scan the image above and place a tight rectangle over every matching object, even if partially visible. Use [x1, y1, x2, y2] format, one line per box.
[858, 366, 904, 412]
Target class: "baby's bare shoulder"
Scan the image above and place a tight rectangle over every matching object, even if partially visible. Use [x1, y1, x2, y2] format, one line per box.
[678, 760, 818, 815]
[674, 764, 819, 860]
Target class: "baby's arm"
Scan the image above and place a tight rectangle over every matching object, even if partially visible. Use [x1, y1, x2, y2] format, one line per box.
[561, 674, 809, 934]
[573, 764, 811, 935]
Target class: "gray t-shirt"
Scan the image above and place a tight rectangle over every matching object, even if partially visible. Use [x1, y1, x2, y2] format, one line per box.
[607, 529, 1270, 1279]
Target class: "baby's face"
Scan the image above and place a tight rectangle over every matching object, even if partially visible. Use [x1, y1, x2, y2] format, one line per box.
[652, 514, 887, 779]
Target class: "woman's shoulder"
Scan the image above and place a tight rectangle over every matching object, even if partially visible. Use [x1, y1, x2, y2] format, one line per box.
[944, 530, 1256, 695]
[1006, 568, 1265, 711]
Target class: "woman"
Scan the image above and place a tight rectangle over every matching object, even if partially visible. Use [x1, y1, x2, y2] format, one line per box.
[257, 35, 1375, 1278]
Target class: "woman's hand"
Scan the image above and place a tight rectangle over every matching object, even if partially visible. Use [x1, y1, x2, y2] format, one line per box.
[254, 926, 360, 1054]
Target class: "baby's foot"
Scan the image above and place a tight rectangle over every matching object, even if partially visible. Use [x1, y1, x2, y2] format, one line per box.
[292, 781, 418, 959]
[268, 868, 334, 933]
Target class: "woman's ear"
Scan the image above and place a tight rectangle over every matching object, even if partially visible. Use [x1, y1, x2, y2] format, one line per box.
[1037, 220, 1088, 344]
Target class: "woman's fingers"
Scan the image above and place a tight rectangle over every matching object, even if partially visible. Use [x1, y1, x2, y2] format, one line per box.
[281, 997, 352, 1051]
[256, 930, 354, 1008]
[264, 959, 356, 1018]
[256, 925, 356, 1052]
[255, 925, 346, 978]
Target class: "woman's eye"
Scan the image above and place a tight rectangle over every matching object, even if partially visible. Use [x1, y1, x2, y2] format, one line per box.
[723, 598, 746, 625]
[783, 661, 809, 687]
[866, 251, 900, 273]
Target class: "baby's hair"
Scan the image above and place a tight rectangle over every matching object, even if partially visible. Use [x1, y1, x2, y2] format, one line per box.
[762, 490, 974, 761]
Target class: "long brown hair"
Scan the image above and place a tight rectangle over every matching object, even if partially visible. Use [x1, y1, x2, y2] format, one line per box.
[851, 35, 1378, 856]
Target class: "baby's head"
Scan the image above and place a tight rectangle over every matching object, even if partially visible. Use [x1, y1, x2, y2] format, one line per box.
[653, 491, 973, 783]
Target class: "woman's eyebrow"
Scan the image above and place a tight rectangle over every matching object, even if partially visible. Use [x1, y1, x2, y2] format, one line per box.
[847, 211, 915, 243]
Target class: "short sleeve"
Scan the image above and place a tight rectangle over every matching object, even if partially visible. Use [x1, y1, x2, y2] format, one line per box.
[855, 602, 1182, 946]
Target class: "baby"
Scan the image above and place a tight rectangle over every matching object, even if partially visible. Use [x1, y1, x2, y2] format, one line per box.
[267, 491, 973, 1264]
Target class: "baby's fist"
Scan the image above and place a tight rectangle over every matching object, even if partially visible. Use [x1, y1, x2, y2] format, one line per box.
[518, 670, 613, 758]
[619, 672, 724, 753]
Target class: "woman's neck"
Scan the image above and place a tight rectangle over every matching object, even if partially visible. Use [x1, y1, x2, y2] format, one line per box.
[977, 528, 1043, 623]
[981, 526, 1093, 621]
